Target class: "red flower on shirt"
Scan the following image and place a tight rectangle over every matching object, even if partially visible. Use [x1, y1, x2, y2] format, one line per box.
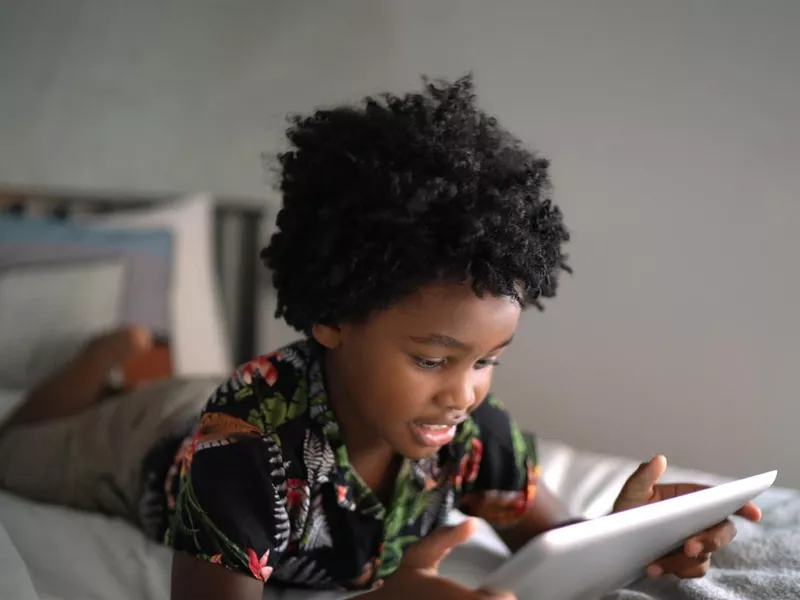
[238, 355, 279, 386]
[464, 438, 483, 484]
[247, 548, 273, 582]
[286, 478, 309, 518]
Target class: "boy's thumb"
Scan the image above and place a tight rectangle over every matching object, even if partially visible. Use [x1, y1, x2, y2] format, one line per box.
[616, 455, 667, 510]
[402, 519, 477, 571]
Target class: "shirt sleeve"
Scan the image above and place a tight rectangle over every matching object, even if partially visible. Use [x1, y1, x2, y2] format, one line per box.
[165, 375, 289, 582]
[456, 394, 540, 528]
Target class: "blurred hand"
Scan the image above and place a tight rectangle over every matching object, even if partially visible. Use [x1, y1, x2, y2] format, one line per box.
[371, 519, 516, 600]
[613, 455, 761, 579]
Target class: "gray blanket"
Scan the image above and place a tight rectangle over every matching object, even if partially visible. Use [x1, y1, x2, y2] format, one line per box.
[609, 487, 800, 600]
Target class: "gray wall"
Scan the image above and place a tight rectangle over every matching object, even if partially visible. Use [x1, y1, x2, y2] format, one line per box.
[2, 0, 799, 486]
[0, 0, 392, 197]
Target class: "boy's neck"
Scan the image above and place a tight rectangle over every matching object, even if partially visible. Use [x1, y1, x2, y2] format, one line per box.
[322, 350, 400, 500]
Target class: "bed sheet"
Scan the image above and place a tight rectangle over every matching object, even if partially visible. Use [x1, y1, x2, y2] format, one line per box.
[0, 519, 38, 600]
[0, 439, 787, 600]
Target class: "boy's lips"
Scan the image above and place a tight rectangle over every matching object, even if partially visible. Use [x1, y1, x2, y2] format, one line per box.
[414, 413, 468, 427]
[410, 419, 461, 447]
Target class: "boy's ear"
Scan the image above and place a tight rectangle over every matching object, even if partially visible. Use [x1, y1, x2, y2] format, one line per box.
[312, 323, 343, 349]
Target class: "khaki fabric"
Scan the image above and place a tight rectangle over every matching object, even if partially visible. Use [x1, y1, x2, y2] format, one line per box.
[0, 377, 219, 522]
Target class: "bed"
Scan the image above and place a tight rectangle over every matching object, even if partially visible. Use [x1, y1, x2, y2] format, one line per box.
[1, 438, 798, 600]
[0, 189, 798, 600]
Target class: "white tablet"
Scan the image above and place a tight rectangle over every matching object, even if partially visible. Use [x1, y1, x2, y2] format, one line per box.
[480, 470, 777, 600]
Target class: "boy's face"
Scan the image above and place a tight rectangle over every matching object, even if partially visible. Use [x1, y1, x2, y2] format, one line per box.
[314, 282, 521, 461]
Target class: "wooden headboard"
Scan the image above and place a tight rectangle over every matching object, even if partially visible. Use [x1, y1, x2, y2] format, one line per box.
[0, 186, 271, 366]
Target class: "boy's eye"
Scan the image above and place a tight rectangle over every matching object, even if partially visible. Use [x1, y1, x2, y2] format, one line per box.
[475, 358, 501, 370]
[414, 357, 445, 370]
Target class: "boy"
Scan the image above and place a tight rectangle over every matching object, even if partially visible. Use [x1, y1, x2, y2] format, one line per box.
[0, 76, 759, 600]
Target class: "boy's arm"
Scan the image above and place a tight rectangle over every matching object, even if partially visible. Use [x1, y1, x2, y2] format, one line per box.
[494, 482, 579, 553]
[456, 397, 584, 554]
[167, 362, 291, 598]
[172, 552, 264, 600]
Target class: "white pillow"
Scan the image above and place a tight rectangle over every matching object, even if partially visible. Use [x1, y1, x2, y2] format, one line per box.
[0, 260, 126, 388]
[91, 194, 232, 377]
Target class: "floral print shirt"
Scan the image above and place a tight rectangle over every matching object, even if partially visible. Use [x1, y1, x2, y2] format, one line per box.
[161, 339, 539, 591]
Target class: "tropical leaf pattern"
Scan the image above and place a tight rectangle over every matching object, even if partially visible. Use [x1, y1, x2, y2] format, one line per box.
[144, 339, 538, 591]
[302, 492, 333, 550]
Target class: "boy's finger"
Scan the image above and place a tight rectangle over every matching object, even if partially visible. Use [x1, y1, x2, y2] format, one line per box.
[684, 520, 736, 556]
[617, 456, 667, 507]
[735, 501, 762, 522]
[648, 553, 710, 578]
[402, 519, 476, 571]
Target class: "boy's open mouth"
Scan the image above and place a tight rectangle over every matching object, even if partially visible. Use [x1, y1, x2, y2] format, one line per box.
[410, 422, 457, 447]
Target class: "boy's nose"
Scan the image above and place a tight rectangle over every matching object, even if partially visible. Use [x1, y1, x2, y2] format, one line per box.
[435, 380, 476, 412]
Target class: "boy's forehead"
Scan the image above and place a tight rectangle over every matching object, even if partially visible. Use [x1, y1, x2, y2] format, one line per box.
[382, 282, 521, 340]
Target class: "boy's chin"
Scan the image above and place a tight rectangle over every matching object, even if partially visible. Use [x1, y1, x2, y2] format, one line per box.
[394, 440, 441, 461]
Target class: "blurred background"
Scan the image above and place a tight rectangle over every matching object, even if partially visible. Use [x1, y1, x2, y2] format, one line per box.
[1, 0, 798, 489]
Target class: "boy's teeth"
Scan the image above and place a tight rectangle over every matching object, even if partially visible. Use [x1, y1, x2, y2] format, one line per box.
[411, 422, 457, 447]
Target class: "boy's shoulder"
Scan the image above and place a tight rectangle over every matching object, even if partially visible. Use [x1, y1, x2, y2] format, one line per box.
[201, 339, 322, 434]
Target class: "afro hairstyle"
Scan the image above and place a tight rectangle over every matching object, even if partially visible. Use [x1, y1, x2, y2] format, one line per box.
[261, 74, 571, 334]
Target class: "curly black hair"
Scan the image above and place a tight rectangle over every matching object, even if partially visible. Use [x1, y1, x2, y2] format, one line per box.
[261, 74, 570, 333]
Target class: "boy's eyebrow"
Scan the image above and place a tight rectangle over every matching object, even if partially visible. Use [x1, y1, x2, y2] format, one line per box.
[406, 333, 514, 352]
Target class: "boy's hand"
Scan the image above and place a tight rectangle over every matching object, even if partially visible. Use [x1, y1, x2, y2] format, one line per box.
[371, 519, 516, 600]
[613, 455, 762, 579]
